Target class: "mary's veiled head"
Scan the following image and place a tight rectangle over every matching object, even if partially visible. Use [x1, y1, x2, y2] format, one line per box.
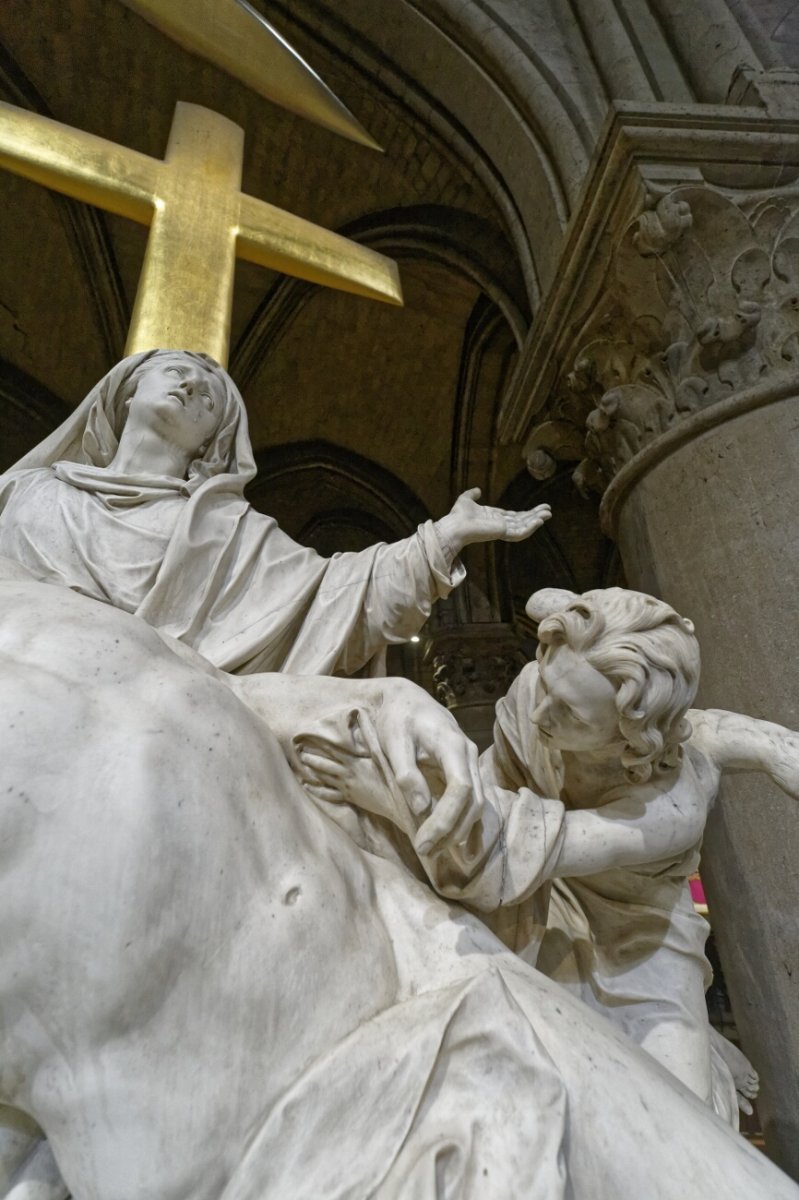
[83, 350, 255, 492]
[7, 349, 257, 495]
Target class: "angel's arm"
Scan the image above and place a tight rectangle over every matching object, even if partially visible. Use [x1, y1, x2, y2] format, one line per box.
[688, 708, 799, 799]
[546, 755, 713, 879]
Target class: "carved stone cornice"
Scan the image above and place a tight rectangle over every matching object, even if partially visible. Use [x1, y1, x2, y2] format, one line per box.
[499, 91, 799, 532]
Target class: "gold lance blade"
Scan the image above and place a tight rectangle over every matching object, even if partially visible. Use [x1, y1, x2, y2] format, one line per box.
[121, 0, 383, 151]
[0, 100, 402, 365]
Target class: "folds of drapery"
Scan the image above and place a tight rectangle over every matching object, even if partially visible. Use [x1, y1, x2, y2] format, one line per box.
[0, 469, 462, 677]
[0, 574, 795, 1198]
[221, 969, 568, 1200]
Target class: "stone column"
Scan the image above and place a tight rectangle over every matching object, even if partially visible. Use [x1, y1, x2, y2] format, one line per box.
[500, 90, 799, 1175]
[608, 384, 799, 1176]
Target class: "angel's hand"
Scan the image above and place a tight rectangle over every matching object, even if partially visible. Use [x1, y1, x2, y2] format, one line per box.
[295, 679, 485, 858]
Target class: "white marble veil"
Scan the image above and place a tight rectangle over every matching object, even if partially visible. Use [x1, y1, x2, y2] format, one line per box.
[9, 348, 256, 498]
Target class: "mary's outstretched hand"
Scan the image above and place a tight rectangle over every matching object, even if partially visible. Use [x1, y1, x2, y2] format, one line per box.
[435, 487, 551, 557]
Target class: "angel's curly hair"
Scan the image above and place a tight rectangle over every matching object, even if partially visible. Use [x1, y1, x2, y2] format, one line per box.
[532, 587, 700, 783]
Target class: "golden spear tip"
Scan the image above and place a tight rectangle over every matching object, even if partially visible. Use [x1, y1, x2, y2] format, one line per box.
[121, 0, 384, 152]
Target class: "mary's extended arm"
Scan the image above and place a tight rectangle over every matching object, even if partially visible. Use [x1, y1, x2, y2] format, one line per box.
[235, 490, 549, 676]
[144, 489, 549, 677]
[131, 498, 465, 676]
[279, 519, 465, 677]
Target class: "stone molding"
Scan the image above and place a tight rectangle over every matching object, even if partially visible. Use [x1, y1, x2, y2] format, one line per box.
[499, 91, 799, 524]
[247, 438, 431, 536]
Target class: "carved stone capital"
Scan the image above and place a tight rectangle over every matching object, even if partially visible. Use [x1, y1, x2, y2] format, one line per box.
[501, 91, 799, 530]
[422, 623, 527, 712]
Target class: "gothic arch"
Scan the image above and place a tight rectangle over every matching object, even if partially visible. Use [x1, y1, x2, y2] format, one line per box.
[263, 0, 590, 302]
[0, 45, 129, 366]
[231, 204, 527, 391]
[0, 357, 71, 471]
[246, 439, 432, 551]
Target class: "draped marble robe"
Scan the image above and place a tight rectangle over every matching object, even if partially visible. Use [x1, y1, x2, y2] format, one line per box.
[0, 351, 462, 677]
[297, 646, 746, 1128]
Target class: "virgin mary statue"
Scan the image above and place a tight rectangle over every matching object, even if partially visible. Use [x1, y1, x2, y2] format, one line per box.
[0, 349, 474, 676]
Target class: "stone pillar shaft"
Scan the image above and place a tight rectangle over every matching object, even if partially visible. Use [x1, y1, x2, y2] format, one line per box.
[612, 391, 799, 1173]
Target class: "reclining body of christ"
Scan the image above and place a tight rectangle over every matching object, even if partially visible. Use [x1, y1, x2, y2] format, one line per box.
[1, 351, 798, 1198]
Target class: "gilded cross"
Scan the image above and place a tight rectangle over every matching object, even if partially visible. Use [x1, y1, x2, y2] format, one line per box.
[0, 96, 402, 367]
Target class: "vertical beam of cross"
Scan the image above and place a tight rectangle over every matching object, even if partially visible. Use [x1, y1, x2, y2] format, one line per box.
[129, 105, 244, 362]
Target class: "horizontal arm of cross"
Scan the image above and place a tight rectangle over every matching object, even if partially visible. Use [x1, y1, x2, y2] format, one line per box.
[0, 101, 158, 224]
[0, 99, 403, 361]
[238, 194, 402, 304]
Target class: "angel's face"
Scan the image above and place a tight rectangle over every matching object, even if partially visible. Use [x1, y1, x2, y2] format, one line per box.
[531, 646, 619, 753]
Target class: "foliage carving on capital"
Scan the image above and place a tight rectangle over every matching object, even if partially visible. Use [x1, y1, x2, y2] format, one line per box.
[431, 638, 528, 709]
[632, 191, 693, 256]
[527, 180, 799, 493]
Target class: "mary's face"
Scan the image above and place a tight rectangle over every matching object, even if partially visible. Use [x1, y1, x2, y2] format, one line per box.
[125, 358, 226, 458]
[532, 646, 620, 753]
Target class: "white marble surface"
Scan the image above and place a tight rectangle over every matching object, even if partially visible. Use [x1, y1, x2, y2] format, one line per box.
[1, 353, 797, 1196]
[2, 570, 798, 1198]
[296, 585, 797, 1131]
[0, 351, 550, 676]
[477, 587, 798, 1123]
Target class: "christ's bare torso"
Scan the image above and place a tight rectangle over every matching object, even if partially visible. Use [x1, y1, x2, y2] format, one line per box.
[0, 579, 397, 1199]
